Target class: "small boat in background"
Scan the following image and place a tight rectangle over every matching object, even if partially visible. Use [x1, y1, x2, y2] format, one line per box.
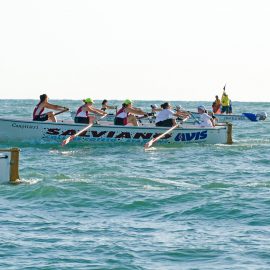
[191, 111, 267, 122]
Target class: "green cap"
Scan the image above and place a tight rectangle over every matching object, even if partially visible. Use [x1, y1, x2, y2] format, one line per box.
[84, 98, 94, 104]
[123, 99, 132, 105]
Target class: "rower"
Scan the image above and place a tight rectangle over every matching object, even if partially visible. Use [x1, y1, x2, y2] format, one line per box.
[33, 94, 67, 122]
[196, 105, 215, 127]
[101, 99, 117, 112]
[114, 99, 148, 126]
[207, 109, 218, 125]
[147, 104, 161, 119]
[74, 98, 106, 124]
[151, 104, 161, 113]
[155, 102, 185, 127]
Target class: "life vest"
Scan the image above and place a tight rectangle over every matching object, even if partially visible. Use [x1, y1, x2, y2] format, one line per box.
[115, 107, 129, 125]
[33, 101, 44, 120]
[76, 105, 89, 118]
[221, 95, 230, 106]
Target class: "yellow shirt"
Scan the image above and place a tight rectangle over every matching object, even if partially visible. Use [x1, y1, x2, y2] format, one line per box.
[221, 95, 230, 106]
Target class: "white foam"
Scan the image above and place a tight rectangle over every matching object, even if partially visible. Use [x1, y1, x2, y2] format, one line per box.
[19, 178, 41, 185]
[147, 177, 199, 189]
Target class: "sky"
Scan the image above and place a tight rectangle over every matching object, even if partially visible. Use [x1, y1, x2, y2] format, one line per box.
[0, 0, 269, 101]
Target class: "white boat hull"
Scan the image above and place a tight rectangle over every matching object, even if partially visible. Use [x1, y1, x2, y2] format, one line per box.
[0, 118, 232, 145]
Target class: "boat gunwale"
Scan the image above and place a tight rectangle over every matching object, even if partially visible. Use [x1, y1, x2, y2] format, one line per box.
[0, 117, 228, 131]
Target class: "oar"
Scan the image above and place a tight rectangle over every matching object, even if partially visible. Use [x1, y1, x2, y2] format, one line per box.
[144, 124, 179, 149]
[54, 108, 69, 116]
[187, 111, 200, 124]
[61, 114, 107, 146]
[61, 123, 93, 146]
[176, 109, 200, 124]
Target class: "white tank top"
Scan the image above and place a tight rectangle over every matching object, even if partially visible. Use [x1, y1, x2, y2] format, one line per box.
[156, 109, 174, 123]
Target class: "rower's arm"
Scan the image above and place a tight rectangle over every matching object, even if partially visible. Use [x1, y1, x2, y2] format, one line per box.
[88, 107, 107, 116]
[175, 111, 189, 117]
[127, 107, 146, 116]
[106, 105, 117, 109]
[210, 118, 215, 127]
[152, 108, 162, 112]
[45, 102, 66, 111]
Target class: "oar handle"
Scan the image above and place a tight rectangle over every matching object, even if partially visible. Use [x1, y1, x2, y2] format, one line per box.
[54, 108, 69, 116]
[100, 114, 108, 119]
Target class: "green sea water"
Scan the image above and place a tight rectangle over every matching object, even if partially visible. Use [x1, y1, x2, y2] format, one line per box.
[0, 99, 270, 269]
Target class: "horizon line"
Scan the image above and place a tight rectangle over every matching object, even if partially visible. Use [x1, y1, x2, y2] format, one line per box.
[0, 98, 269, 103]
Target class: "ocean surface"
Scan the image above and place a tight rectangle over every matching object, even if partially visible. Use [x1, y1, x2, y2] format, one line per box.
[0, 99, 270, 270]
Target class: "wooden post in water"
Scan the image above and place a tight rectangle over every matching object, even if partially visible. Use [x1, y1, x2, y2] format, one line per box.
[226, 123, 233, 144]
[0, 148, 20, 183]
[10, 148, 20, 183]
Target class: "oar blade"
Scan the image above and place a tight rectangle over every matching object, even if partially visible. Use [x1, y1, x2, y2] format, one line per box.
[144, 140, 153, 149]
[61, 122, 94, 146]
[61, 135, 75, 146]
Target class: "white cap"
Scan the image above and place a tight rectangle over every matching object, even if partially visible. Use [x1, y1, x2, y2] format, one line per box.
[175, 105, 183, 110]
[151, 104, 158, 109]
[198, 105, 206, 111]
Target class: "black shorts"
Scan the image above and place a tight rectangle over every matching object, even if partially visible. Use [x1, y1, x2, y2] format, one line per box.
[114, 117, 126, 126]
[74, 117, 90, 124]
[221, 106, 229, 114]
[156, 119, 174, 127]
[33, 114, 48, 121]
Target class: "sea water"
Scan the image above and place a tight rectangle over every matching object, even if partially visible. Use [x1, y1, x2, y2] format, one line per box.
[0, 100, 270, 270]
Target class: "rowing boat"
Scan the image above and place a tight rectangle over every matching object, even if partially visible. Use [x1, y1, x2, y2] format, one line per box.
[0, 117, 232, 145]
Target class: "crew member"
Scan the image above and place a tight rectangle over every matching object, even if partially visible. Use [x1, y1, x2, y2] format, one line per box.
[196, 105, 214, 127]
[75, 98, 106, 124]
[114, 99, 148, 126]
[101, 99, 117, 112]
[155, 102, 187, 127]
[33, 94, 67, 122]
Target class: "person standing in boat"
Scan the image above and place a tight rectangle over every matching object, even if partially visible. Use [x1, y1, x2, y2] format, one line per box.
[196, 105, 214, 127]
[33, 94, 67, 122]
[212, 95, 221, 114]
[101, 99, 117, 112]
[114, 99, 148, 126]
[74, 98, 107, 124]
[221, 91, 230, 114]
[155, 102, 186, 127]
